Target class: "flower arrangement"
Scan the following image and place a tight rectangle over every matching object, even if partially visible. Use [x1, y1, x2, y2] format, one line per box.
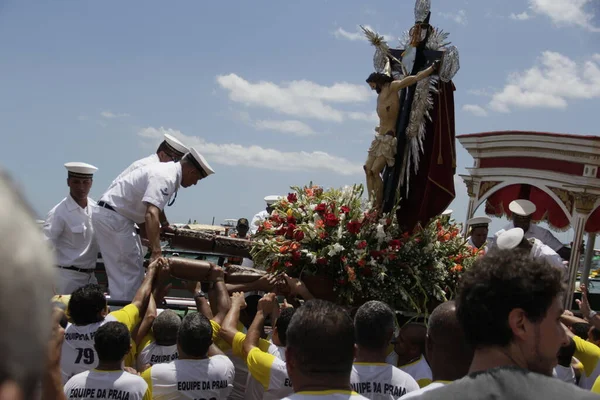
[250, 183, 481, 313]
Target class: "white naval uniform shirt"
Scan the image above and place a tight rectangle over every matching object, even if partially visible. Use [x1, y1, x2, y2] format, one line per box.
[141, 356, 235, 399]
[99, 162, 181, 224]
[250, 210, 269, 234]
[501, 222, 564, 252]
[43, 195, 98, 268]
[64, 369, 150, 400]
[530, 238, 567, 273]
[351, 362, 419, 399]
[113, 153, 160, 184]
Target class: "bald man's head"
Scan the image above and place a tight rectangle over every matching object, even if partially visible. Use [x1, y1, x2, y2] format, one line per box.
[426, 301, 474, 381]
[394, 323, 427, 365]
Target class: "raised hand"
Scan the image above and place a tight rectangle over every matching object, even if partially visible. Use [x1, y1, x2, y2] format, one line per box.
[231, 292, 247, 310]
[258, 292, 277, 315]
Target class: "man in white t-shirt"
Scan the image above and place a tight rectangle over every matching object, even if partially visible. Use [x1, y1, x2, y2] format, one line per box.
[64, 321, 150, 399]
[282, 299, 369, 400]
[93, 147, 214, 301]
[141, 312, 235, 399]
[60, 258, 167, 383]
[250, 195, 280, 234]
[137, 310, 181, 372]
[351, 301, 419, 399]
[402, 301, 474, 399]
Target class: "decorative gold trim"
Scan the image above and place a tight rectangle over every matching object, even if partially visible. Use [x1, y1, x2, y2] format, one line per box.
[548, 187, 574, 214]
[572, 192, 600, 214]
[462, 178, 477, 198]
[478, 181, 501, 199]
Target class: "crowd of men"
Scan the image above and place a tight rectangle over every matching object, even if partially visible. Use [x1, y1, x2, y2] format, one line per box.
[3, 132, 600, 399]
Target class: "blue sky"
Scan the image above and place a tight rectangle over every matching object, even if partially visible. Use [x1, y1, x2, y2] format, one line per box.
[2, 0, 599, 242]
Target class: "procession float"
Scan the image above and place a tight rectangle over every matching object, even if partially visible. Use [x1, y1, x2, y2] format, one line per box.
[152, 0, 472, 314]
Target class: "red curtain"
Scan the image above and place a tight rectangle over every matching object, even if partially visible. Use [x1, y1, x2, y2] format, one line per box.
[484, 184, 571, 231]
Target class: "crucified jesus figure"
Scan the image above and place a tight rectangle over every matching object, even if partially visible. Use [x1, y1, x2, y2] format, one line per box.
[364, 60, 440, 211]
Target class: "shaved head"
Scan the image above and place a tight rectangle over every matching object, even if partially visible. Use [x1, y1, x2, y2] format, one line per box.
[427, 301, 473, 380]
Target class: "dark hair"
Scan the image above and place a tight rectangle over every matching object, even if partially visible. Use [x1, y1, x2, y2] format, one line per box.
[457, 250, 564, 348]
[153, 310, 182, 346]
[366, 72, 394, 86]
[286, 300, 354, 376]
[275, 308, 296, 346]
[590, 327, 600, 342]
[354, 301, 395, 351]
[572, 322, 591, 340]
[68, 284, 107, 325]
[178, 312, 212, 357]
[428, 301, 473, 374]
[94, 322, 131, 362]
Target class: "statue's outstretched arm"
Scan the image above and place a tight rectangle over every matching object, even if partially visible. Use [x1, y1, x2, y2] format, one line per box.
[390, 60, 440, 93]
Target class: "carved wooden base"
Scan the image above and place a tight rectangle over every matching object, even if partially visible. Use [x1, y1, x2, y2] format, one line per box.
[166, 229, 252, 258]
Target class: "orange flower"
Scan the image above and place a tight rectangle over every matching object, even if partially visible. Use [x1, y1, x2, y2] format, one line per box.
[279, 245, 290, 254]
[264, 221, 273, 229]
[290, 242, 301, 251]
[345, 266, 357, 282]
[305, 187, 314, 197]
[315, 219, 325, 229]
[451, 264, 463, 273]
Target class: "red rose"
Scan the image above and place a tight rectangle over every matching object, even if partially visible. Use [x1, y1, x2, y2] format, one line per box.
[314, 203, 327, 214]
[346, 221, 361, 234]
[317, 257, 328, 265]
[388, 253, 397, 261]
[356, 240, 367, 249]
[370, 250, 381, 258]
[389, 239, 402, 248]
[324, 213, 339, 227]
[294, 230, 305, 241]
[287, 193, 298, 203]
[286, 223, 297, 238]
[287, 215, 297, 224]
[284, 261, 293, 268]
[271, 260, 279, 269]
[276, 226, 287, 236]
[292, 251, 301, 261]
[319, 231, 328, 239]
[358, 258, 366, 267]
[340, 206, 350, 214]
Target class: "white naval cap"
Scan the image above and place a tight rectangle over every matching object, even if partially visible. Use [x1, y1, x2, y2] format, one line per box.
[442, 209, 453, 216]
[468, 216, 492, 228]
[509, 199, 536, 217]
[163, 133, 189, 156]
[496, 228, 525, 250]
[64, 162, 97, 178]
[187, 147, 215, 176]
[264, 195, 281, 205]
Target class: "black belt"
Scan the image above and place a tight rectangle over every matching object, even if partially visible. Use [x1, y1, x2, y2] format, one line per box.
[57, 265, 94, 273]
[97, 201, 116, 212]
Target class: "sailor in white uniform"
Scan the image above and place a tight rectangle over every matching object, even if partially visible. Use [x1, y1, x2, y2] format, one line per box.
[113, 133, 189, 236]
[497, 199, 570, 260]
[43, 162, 99, 295]
[92, 148, 214, 301]
[466, 216, 491, 254]
[250, 195, 280, 234]
[496, 228, 567, 275]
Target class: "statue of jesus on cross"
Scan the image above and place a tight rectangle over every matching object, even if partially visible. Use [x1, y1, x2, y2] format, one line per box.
[364, 60, 440, 210]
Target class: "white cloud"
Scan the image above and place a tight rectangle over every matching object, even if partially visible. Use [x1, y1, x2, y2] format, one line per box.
[529, 0, 600, 32]
[347, 111, 378, 123]
[100, 111, 130, 119]
[137, 127, 362, 176]
[332, 25, 395, 43]
[487, 51, 600, 113]
[439, 10, 468, 25]
[462, 104, 489, 117]
[216, 73, 372, 123]
[510, 11, 532, 20]
[594, 54, 600, 62]
[467, 88, 492, 97]
[253, 120, 316, 136]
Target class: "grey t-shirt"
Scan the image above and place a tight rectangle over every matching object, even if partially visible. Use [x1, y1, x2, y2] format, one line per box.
[418, 367, 599, 400]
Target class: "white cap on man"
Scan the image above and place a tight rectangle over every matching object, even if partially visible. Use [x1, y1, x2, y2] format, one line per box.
[496, 228, 525, 250]
[163, 133, 189, 157]
[467, 216, 492, 229]
[64, 162, 97, 179]
[264, 195, 281, 205]
[509, 199, 536, 217]
[442, 209, 453, 216]
[187, 147, 215, 176]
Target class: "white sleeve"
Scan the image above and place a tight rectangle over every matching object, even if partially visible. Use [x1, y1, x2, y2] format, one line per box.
[42, 207, 64, 245]
[541, 229, 564, 252]
[142, 173, 176, 211]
